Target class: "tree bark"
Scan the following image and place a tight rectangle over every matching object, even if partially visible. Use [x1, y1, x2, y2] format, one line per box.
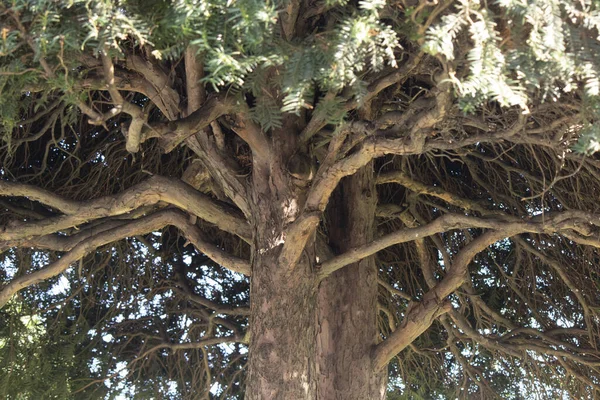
[245, 157, 320, 399]
[245, 248, 318, 399]
[245, 149, 385, 398]
[317, 164, 386, 399]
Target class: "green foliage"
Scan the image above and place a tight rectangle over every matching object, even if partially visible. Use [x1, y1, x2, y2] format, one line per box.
[0, 298, 104, 400]
[424, 0, 600, 152]
[250, 96, 282, 130]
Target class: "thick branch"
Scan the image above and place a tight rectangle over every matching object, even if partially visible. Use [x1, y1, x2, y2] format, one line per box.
[180, 48, 250, 215]
[372, 229, 514, 369]
[0, 180, 80, 214]
[318, 215, 513, 279]
[278, 133, 421, 269]
[0, 220, 127, 253]
[277, 212, 320, 268]
[148, 94, 235, 153]
[318, 211, 600, 279]
[125, 53, 181, 120]
[184, 46, 206, 116]
[230, 112, 272, 164]
[373, 294, 452, 370]
[185, 131, 252, 218]
[0, 211, 172, 308]
[280, 0, 300, 40]
[306, 133, 420, 213]
[81, 70, 180, 120]
[309, 109, 526, 200]
[0, 209, 250, 308]
[97, 53, 147, 153]
[0, 176, 251, 242]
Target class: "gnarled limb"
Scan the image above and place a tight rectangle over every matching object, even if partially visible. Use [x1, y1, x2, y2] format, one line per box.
[0, 220, 127, 253]
[80, 69, 180, 120]
[0, 209, 250, 308]
[154, 94, 236, 153]
[125, 53, 181, 120]
[186, 132, 252, 218]
[180, 47, 250, 215]
[97, 52, 147, 153]
[372, 294, 452, 370]
[372, 229, 515, 370]
[278, 133, 420, 269]
[0, 175, 251, 241]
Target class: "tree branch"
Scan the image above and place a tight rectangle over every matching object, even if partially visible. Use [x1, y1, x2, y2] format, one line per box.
[122, 52, 182, 120]
[299, 53, 424, 144]
[142, 335, 243, 356]
[184, 45, 206, 116]
[180, 47, 251, 215]
[0, 175, 251, 242]
[318, 211, 600, 279]
[229, 112, 272, 164]
[306, 133, 418, 213]
[185, 131, 252, 218]
[0, 220, 127, 253]
[81, 69, 180, 120]
[0, 210, 173, 308]
[372, 229, 516, 370]
[279, 0, 300, 41]
[150, 94, 236, 153]
[0, 209, 250, 308]
[97, 52, 147, 153]
[372, 295, 452, 370]
[377, 171, 490, 214]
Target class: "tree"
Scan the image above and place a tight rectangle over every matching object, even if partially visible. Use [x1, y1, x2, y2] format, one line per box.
[1, 0, 600, 398]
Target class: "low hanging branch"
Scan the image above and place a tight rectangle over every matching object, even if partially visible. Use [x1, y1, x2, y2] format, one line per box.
[317, 211, 600, 279]
[372, 229, 519, 370]
[0, 209, 251, 308]
[0, 175, 251, 242]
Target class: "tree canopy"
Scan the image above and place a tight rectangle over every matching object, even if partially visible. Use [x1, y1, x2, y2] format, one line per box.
[2, 0, 600, 398]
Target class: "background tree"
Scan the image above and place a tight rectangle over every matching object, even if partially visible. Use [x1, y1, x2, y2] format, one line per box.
[2, 0, 600, 398]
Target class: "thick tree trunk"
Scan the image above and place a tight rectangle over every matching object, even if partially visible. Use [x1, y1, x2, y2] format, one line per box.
[245, 160, 385, 398]
[245, 249, 318, 399]
[317, 165, 386, 399]
[245, 157, 320, 399]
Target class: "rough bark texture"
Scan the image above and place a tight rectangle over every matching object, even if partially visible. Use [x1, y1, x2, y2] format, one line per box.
[245, 249, 318, 399]
[245, 151, 385, 398]
[245, 147, 321, 399]
[316, 164, 386, 399]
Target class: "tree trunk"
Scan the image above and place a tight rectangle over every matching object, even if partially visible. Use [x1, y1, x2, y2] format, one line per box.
[245, 158, 320, 399]
[317, 164, 386, 399]
[245, 161, 385, 399]
[245, 249, 318, 399]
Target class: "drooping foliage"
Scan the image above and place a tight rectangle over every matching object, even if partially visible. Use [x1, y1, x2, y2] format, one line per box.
[2, 0, 600, 399]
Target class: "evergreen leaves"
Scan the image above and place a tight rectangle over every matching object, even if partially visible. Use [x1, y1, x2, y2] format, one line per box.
[0, 0, 400, 132]
[424, 0, 600, 153]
